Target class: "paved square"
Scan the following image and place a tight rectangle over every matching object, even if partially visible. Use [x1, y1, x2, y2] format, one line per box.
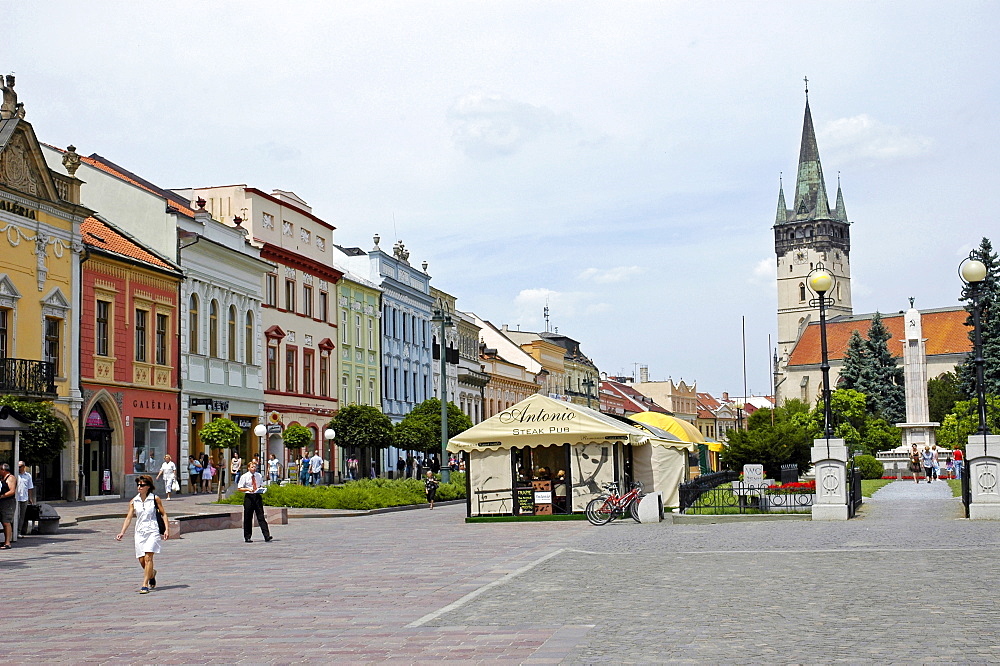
[5, 481, 999, 663]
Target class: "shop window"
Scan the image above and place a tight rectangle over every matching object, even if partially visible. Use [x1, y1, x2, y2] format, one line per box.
[189, 294, 199, 355]
[95, 300, 111, 357]
[155, 313, 169, 365]
[511, 445, 570, 515]
[134, 418, 167, 473]
[134, 309, 148, 363]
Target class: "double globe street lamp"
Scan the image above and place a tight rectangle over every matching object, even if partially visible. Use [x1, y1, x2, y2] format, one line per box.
[806, 263, 837, 453]
[959, 255, 991, 440]
[431, 300, 454, 483]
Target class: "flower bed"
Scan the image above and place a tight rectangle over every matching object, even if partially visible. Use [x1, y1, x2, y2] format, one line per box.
[766, 480, 816, 494]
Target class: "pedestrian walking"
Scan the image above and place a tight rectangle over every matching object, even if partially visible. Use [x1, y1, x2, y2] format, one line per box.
[424, 470, 440, 510]
[230, 451, 242, 487]
[396, 456, 406, 480]
[309, 450, 324, 486]
[0, 463, 18, 549]
[429, 455, 441, 475]
[921, 446, 934, 483]
[347, 456, 359, 481]
[954, 447, 964, 480]
[115, 474, 168, 594]
[238, 461, 272, 543]
[187, 456, 203, 494]
[16, 461, 33, 538]
[931, 444, 940, 482]
[908, 444, 922, 484]
[299, 453, 310, 485]
[405, 454, 414, 480]
[200, 454, 214, 493]
[267, 453, 281, 484]
[945, 454, 954, 480]
[155, 455, 177, 500]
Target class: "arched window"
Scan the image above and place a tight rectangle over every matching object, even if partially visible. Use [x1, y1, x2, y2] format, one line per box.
[228, 305, 238, 361]
[245, 311, 254, 365]
[189, 294, 199, 355]
[209, 300, 219, 357]
[799, 283, 806, 302]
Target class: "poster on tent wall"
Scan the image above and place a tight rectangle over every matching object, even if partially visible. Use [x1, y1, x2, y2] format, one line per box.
[470, 447, 513, 516]
[572, 442, 616, 511]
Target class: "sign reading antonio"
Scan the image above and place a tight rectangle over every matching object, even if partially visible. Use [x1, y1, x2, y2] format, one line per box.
[498, 403, 576, 436]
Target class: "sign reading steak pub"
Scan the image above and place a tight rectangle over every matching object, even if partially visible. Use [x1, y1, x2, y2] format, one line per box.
[498, 404, 576, 436]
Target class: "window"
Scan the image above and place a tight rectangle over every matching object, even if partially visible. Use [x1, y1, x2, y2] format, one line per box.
[403, 369, 409, 401]
[355, 377, 362, 405]
[134, 419, 167, 474]
[228, 305, 237, 361]
[318, 291, 328, 322]
[0, 308, 8, 359]
[319, 354, 329, 397]
[95, 300, 111, 357]
[209, 300, 220, 357]
[155, 313, 169, 365]
[244, 311, 254, 365]
[285, 280, 296, 312]
[134, 309, 148, 363]
[355, 314, 362, 347]
[799, 283, 806, 302]
[367, 319, 374, 349]
[303, 350, 314, 395]
[286, 347, 297, 393]
[341, 310, 348, 344]
[368, 379, 375, 406]
[266, 344, 278, 390]
[402, 312, 408, 342]
[188, 295, 199, 354]
[265, 274, 277, 306]
[342, 375, 349, 403]
[303, 285, 313, 318]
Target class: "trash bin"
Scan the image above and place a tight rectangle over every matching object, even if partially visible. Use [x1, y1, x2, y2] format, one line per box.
[35, 503, 61, 534]
[780, 464, 798, 485]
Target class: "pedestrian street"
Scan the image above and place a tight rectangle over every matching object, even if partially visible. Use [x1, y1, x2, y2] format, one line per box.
[6, 480, 1000, 663]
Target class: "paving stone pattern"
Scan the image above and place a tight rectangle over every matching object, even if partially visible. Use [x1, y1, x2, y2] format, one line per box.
[5, 480, 999, 663]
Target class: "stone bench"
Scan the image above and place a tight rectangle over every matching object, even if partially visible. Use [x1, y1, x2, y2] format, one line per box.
[171, 507, 288, 537]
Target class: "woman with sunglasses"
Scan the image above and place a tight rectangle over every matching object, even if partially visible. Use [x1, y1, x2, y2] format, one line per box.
[115, 474, 168, 594]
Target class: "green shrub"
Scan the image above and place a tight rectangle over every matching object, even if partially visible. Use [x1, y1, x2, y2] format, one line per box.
[220, 473, 466, 510]
[855, 454, 884, 480]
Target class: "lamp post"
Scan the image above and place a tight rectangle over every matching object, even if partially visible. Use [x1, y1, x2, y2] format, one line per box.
[582, 376, 595, 409]
[807, 264, 836, 453]
[324, 427, 336, 485]
[431, 301, 454, 483]
[960, 255, 990, 439]
[253, 423, 266, 478]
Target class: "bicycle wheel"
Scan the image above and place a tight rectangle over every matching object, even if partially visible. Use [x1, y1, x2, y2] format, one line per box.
[629, 493, 645, 523]
[586, 497, 614, 525]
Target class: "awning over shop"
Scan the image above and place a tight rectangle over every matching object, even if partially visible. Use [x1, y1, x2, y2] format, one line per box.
[630, 412, 706, 446]
[624, 417, 696, 452]
[448, 393, 659, 452]
[705, 440, 724, 453]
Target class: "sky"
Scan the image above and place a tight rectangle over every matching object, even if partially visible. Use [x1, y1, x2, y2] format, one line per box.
[5, 1, 999, 398]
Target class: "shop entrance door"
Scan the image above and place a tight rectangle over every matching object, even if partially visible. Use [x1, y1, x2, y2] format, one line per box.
[84, 405, 114, 496]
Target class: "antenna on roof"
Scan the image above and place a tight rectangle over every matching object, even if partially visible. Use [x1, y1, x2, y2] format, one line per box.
[543, 302, 550, 333]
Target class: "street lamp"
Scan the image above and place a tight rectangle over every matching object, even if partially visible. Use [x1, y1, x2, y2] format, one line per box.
[582, 376, 595, 409]
[253, 423, 266, 473]
[324, 428, 336, 484]
[431, 300, 455, 483]
[960, 255, 990, 439]
[806, 263, 836, 452]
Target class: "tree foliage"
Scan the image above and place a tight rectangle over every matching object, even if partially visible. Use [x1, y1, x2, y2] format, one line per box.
[392, 419, 435, 453]
[329, 405, 393, 451]
[198, 418, 243, 450]
[864, 312, 906, 423]
[958, 237, 1000, 399]
[928, 372, 963, 423]
[721, 399, 814, 478]
[398, 398, 473, 448]
[0, 397, 67, 465]
[813, 389, 901, 455]
[283, 423, 313, 451]
[838, 329, 869, 391]
[936, 396, 1000, 450]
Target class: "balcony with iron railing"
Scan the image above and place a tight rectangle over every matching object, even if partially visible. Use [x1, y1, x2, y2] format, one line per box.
[0, 358, 57, 398]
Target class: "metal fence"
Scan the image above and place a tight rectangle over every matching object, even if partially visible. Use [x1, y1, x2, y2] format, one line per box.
[678, 471, 814, 515]
[678, 470, 739, 512]
[847, 466, 863, 518]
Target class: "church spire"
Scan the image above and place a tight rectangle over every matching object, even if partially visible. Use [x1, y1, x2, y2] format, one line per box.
[775, 174, 787, 225]
[834, 173, 847, 221]
[792, 89, 830, 220]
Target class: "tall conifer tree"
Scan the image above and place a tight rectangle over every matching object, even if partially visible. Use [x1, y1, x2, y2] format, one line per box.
[864, 312, 906, 423]
[838, 329, 869, 392]
[959, 237, 1000, 398]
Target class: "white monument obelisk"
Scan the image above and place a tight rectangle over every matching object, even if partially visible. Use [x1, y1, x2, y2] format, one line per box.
[896, 299, 938, 450]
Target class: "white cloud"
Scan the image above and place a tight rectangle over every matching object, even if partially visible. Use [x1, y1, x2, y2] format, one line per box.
[749, 258, 775, 285]
[818, 114, 932, 161]
[578, 265, 645, 284]
[448, 91, 570, 160]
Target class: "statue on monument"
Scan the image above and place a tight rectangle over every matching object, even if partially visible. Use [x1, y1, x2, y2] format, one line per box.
[1, 74, 24, 120]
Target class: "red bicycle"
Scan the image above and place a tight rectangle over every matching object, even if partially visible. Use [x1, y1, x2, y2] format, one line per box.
[585, 481, 644, 525]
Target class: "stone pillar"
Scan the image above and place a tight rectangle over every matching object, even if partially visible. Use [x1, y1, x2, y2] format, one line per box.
[967, 435, 1000, 520]
[811, 439, 849, 521]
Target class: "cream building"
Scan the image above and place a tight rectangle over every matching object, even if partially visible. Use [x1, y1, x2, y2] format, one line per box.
[474, 315, 545, 418]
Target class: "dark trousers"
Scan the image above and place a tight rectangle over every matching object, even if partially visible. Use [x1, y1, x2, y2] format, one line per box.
[243, 493, 271, 540]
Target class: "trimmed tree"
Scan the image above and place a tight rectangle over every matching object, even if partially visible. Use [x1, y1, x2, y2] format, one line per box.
[721, 399, 814, 477]
[329, 405, 393, 476]
[402, 398, 473, 444]
[283, 423, 313, 453]
[198, 418, 243, 499]
[0, 396, 67, 466]
[392, 419, 435, 455]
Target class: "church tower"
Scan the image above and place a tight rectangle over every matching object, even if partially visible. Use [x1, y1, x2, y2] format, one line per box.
[774, 85, 853, 401]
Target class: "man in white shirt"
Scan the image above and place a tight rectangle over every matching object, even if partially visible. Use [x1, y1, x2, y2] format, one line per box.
[308, 450, 324, 486]
[16, 461, 34, 537]
[237, 461, 273, 543]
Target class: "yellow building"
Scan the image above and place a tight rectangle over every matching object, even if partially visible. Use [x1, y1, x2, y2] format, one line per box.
[1, 78, 91, 499]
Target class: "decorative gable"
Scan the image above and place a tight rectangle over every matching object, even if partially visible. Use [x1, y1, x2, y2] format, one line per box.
[0, 121, 61, 204]
[0, 272, 22, 308]
[41, 286, 71, 317]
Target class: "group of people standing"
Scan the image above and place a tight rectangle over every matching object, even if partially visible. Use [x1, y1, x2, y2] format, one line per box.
[908, 443, 963, 483]
[395, 454, 442, 480]
[0, 461, 34, 550]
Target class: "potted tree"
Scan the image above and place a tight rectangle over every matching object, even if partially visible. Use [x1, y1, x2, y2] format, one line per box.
[282, 423, 313, 483]
[198, 418, 243, 501]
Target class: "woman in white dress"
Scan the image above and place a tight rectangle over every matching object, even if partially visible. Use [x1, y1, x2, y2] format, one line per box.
[155, 454, 177, 500]
[115, 474, 168, 594]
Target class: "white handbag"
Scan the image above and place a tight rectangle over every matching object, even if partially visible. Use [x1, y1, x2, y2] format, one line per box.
[171, 479, 180, 491]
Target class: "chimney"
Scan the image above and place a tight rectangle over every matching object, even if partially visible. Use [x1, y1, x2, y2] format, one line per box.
[639, 365, 649, 383]
[723, 392, 729, 401]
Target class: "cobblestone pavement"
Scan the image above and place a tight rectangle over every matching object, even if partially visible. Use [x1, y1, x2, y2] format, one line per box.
[6, 481, 1000, 664]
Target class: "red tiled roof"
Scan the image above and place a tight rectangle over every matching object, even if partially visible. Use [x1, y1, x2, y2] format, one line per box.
[787, 309, 971, 366]
[601, 380, 672, 414]
[82, 217, 175, 270]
